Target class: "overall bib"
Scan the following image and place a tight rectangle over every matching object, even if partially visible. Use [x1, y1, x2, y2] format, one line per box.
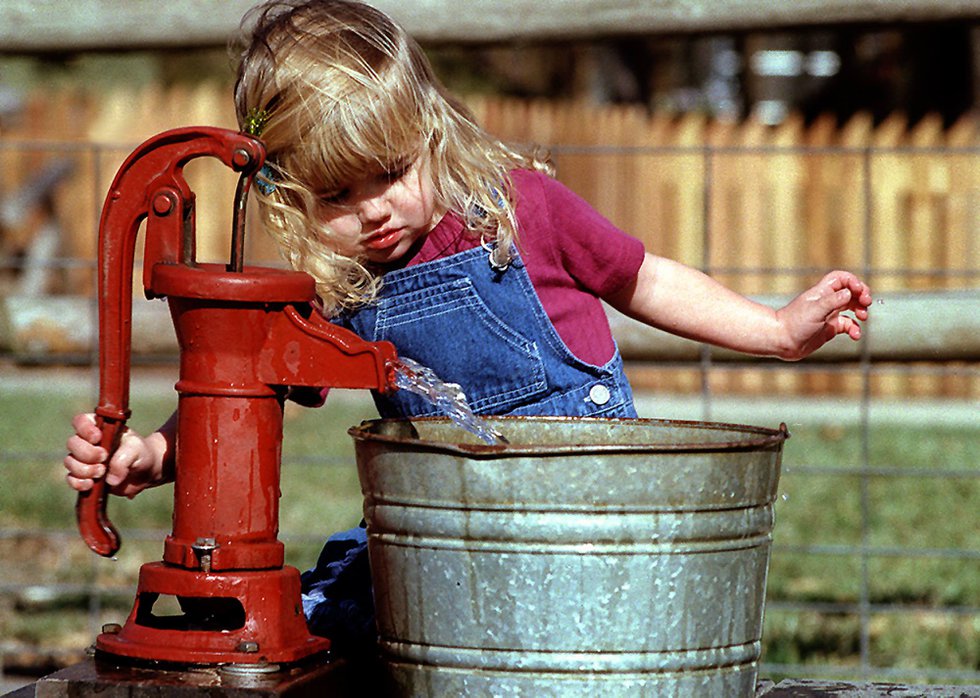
[302, 245, 637, 649]
[342, 245, 637, 419]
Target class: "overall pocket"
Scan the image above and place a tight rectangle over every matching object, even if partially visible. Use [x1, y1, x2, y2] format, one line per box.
[375, 278, 548, 416]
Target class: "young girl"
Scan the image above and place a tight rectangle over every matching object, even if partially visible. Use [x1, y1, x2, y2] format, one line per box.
[65, 0, 871, 651]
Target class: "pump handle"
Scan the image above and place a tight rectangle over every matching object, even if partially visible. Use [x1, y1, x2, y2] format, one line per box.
[76, 127, 265, 557]
[75, 414, 127, 556]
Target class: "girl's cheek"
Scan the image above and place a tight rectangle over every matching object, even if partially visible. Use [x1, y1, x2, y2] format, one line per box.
[316, 207, 355, 231]
[314, 201, 342, 222]
[321, 218, 364, 256]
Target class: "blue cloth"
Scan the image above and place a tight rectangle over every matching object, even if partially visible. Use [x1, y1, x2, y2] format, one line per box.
[300, 525, 375, 651]
[342, 245, 637, 419]
[303, 246, 637, 650]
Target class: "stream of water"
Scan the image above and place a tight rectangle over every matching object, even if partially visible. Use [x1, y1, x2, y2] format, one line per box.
[392, 358, 509, 446]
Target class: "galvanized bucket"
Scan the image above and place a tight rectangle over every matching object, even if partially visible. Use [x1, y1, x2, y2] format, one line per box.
[349, 416, 787, 697]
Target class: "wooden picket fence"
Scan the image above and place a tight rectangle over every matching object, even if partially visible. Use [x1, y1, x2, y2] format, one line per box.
[465, 97, 980, 399]
[1, 84, 977, 398]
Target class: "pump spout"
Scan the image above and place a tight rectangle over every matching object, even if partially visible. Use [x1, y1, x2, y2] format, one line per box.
[258, 305, 399, 392]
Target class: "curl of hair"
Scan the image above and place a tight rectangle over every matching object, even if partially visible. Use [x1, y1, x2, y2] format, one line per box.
[233, 0, 550, 315]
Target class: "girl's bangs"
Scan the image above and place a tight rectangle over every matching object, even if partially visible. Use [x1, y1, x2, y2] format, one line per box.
[305, 88, 424, 195]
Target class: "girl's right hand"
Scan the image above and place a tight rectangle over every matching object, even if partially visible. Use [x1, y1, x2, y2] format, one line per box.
[64, 413, 165, 498]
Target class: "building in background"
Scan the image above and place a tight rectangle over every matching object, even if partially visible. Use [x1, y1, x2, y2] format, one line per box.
[0, 17, 976, 128]
[435, 22, 977, 126]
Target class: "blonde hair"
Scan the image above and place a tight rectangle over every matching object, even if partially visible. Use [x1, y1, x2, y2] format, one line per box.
[234, 0, 550, 315]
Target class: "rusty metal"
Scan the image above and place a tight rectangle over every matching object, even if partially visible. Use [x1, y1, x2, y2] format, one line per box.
[350, 416, 788, 697]
[79, 126, 399, 665]
[229, 161, 250, 273]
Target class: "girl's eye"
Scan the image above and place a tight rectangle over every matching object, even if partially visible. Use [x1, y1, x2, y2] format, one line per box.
[319, 188, 349, 206]
[383, 163, 411, 182]
[317, 161, 411, 207]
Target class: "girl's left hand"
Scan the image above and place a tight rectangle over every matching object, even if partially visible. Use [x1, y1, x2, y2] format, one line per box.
[775, 271, 872, 360]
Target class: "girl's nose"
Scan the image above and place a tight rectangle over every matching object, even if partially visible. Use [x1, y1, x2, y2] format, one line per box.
[357, 191, 390, 223]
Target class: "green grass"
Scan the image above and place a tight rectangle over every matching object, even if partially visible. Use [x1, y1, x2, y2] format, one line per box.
[0, 386, 376, 661]
[0, 390, 375, 532]
[0, 384, 977, 680]
[764, 422, 979, 678]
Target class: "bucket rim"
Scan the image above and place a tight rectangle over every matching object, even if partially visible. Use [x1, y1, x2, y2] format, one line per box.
[348, 415, 789, 457]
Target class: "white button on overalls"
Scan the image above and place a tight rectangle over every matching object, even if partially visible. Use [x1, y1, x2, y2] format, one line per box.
[589, 384, 611, 405]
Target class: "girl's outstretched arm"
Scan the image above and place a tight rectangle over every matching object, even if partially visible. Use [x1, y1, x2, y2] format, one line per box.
[606, 253, 872, 361]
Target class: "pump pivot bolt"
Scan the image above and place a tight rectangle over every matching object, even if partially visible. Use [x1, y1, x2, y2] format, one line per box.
[232, 148, 252, 170]
[237, 641, 260, 653]
[152, 192, 176, 216]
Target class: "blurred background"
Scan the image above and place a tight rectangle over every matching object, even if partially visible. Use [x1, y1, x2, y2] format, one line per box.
[1, 0, 977, 692]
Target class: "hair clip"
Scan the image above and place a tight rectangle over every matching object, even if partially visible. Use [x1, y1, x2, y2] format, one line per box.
[243, 107, 269, 137]
[255, 164, 278, 195]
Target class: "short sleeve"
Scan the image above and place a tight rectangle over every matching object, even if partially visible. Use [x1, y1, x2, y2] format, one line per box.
[519, 171, 645, 298]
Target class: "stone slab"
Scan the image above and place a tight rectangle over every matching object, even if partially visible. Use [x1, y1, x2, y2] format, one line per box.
[28, 655, 385, 698]
[758, 678, 980, 696]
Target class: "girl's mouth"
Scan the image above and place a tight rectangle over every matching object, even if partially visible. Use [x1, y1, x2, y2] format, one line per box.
[365, 229, 402, 251]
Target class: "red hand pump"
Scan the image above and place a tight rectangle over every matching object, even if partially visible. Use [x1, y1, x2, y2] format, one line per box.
[77, 126, 398, 665]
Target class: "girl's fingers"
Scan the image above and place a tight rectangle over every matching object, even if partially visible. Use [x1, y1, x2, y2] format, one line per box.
[63, 453, 108, 493]
[781, 271, 870, 359]
[105, 439, 143, 486]
[65, 473, 95, 493]
[828, 309, 863, 341]
[64, 434, 139, 486]
[829, 272, 872, 310]
[840, 315, 862, 340]
[829, 273, 870, 341]
[808, 285, 853, 322]
[65, 413, 160, 498]
[822, 273, 872, 323]
[71, 412, 101, 444]
[105, 459, 134, 487]
[65, 436, 104, 465]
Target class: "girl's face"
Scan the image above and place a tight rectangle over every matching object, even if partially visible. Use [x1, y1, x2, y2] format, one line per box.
[315, 157, 444, 266]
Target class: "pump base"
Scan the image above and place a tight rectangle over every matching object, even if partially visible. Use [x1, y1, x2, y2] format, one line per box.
[26, 653, 388, 698]
[97, 562, 330, 665]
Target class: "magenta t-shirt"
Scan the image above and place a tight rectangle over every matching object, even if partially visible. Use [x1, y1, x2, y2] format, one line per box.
[405, 169, 646, 365]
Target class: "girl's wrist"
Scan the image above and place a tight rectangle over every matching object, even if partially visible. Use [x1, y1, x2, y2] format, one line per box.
[772, 307, 806, 361]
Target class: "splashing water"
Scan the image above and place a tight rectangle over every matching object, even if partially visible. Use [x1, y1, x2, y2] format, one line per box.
[392, 358, 508, 445]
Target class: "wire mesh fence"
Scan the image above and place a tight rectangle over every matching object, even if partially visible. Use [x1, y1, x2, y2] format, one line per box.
[0, 107, 977, 688]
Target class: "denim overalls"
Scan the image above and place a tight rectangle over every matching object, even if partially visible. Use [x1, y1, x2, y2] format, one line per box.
[302, 244, 637, 649]
[341, 244, 637, 419]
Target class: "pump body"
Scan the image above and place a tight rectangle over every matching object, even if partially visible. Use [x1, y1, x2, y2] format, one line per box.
[78, 126, 397, 665]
